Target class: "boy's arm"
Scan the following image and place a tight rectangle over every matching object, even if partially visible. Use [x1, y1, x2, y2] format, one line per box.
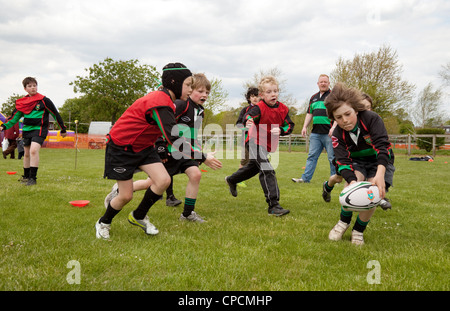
[43, 98, 67, 134]
[149, 106, 221, 170]
[1, 109, 23, 131]
[332, 129, 358, 184]
[280, 113, 294, 136]
[243, 105, 261, 128]
[149, 106, 205, 161]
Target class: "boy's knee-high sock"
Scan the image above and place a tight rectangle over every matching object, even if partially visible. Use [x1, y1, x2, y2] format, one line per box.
[23, 167, 30, 178]
[133, 187, 162, 220]
[100, 203, 121, 224]
[353, 215, 370, 233]
[183, 198, 196, 217]
[340, 207, 352, 224]
[29, 167, 38, 180]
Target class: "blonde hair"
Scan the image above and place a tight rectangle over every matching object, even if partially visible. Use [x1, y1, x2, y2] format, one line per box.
[324, 82, 367, 121]
[258, 75, 279, 93]
[192, 73, 211, 91]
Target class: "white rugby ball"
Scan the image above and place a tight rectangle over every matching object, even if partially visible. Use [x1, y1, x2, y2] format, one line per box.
[339, 181, 381, 212]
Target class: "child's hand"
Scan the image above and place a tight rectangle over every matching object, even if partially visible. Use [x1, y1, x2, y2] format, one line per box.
[270, 127, 280, 136]
[204, 151, 222, 170]
[246, 118, 254, 128]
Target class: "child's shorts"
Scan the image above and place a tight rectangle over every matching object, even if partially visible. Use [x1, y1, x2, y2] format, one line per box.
[104, 141, 161, 180]
[163, 156, 199, 176]
[22, 130, 45, 146]
[352, 160, 395, 187]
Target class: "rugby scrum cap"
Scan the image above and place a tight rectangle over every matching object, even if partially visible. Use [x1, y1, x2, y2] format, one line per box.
[162, 62, 192, 99]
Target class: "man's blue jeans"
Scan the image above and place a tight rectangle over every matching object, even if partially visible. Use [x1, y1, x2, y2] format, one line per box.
[301, 133, 336, 182]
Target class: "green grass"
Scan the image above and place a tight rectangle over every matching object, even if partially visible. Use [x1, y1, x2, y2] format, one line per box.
[0, 148, 448, 291]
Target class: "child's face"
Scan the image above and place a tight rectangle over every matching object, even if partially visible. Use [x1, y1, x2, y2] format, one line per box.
[333, 102, 358, 132]
[260, 83, 279, 106]
[180, 77, 193, 101]
[24, 82, 38, 96]
[190, 86, 209, 105]
[249, 94, 259, 105]
[362, 99, 372, 111]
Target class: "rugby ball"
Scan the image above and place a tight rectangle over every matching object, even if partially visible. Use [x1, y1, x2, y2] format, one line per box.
[339, 181, 381, 212]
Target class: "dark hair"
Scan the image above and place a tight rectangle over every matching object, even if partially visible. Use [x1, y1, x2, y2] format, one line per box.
[324, 82, 367, 121]
[245, 87, 259, 104]
[22, 77, 37, 88]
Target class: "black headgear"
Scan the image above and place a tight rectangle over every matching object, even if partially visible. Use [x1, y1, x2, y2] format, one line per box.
[162, 63, 192, 99]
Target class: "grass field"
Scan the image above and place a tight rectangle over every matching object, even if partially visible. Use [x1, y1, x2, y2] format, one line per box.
[0, 148, 448, 291]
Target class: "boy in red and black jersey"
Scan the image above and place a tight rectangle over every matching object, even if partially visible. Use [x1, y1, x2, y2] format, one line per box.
[225, 76, 294, 216]
[1, 77, 67, 185]
[95, 63, 222, 240]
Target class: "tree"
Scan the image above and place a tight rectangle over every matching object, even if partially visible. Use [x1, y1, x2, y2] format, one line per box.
[330, 45, 415, 117]
[412, 83, 443, 128]
[70, 57, 160, 123]
[439, 61, 450, 87]
[202, 77, 229, 127]
[1, 94, 22, 117]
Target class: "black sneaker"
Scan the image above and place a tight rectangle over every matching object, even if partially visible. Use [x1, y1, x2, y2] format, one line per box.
[225, 176, 237, 197]
[379, 198, 392, 210]
[322, 181, 331, 202]
[18, 176, 28, 183]
[268, 204, 290, 216]
[25, 178, 37, 186]
[166, 195, 182, 207]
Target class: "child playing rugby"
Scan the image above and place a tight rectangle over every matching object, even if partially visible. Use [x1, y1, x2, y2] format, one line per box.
[0, 77, 67, 185]
[225, 76, 294, 216]
[322, 93, 392, 210]
[324, 83, 395, 245]
[96, 64, 222, 239]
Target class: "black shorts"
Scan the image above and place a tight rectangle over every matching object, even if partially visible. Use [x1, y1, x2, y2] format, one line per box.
[104, 141, 161, 180]
[164, 156, 199, 176]
[23, 130, 46, 146]
[352, 160, 395, 187]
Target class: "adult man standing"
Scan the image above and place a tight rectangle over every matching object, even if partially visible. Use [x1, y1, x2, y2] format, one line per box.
[292, 74, 336, 183]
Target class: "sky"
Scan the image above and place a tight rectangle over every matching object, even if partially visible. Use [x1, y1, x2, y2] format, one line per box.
[1, 0, 450, 118]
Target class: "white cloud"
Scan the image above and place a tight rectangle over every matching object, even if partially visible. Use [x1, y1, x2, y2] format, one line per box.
[1, 0, 449, 117]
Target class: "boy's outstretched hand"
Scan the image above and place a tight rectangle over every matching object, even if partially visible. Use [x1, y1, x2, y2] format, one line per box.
[203, 151, 222, 170]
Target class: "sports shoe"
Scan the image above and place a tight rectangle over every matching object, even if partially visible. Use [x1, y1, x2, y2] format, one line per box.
[379, 198, 392, 210]
[179, 211, 206, 223]
[225, 176, 237, 197]
[351, 230, 365, 245]
[166, 194, 182, 207]
[292, 178, 309, 183]
[95, 220, 111, 239]
[268, 204, 290, 216]
[127, 212, 159, 235]
[104, 183, 119, 208]
[328, 220, 350, 241]
[322, 181, 331, 202]
[25, 178, 37, 186]
[18, 176, 28, 183]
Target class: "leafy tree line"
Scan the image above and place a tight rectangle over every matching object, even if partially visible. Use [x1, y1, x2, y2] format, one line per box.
[2, 45, 449, 135]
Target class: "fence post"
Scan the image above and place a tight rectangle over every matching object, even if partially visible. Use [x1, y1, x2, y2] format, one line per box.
[407, 134, 411, 156]
[432, 135, 436, 157]
[288, 135, 292, 153]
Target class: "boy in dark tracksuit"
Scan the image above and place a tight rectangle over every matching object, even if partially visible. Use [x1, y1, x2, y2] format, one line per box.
[225, 76, 294, 216]
[325, 83, 395, 245]
[1, 77, 67, 185]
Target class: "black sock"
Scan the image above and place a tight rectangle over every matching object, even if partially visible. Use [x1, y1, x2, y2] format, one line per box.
[133, 187, 162, 220]
[340, 207, 352, 224]
[29, 167, 38, 180]
[325, 181, 334, 192]
[166, 179, 174, 197]
[100, 203, 121, 224]
[23, 167, 30, 178]
[183, 198, 196, 217]
[353, 216, 369, 233]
